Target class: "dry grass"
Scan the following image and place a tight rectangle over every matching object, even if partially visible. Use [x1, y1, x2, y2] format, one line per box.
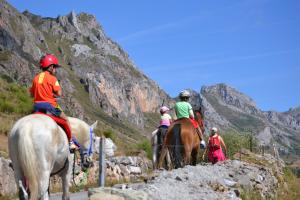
[277, 168, 300, 200]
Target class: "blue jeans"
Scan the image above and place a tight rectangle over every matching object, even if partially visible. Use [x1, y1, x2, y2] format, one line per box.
[33, 102, 62, 117]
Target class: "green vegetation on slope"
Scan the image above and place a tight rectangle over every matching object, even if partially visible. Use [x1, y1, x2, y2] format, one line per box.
[222, 130, 258, 159]
[0, 76, 32, 114]
[277, 167, 300, 200]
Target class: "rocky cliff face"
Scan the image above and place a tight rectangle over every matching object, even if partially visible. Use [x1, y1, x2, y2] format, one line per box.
[197, 84, 300, 159]
[0, 0, 173, 136]
[0, 0, 298, 158]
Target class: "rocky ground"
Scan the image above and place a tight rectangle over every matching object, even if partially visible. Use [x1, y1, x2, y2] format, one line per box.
[0, 149, 287, 200]
[88, 150, 285, 200]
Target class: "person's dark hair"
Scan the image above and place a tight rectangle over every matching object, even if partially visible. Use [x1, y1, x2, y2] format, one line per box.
[41, 66, 50, 71]
[41, 64, 57, 72]
[196, 106, 204, 118]
[180, 96, 189, 101]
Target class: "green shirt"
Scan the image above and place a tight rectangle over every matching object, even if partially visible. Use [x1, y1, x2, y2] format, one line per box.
[175, 101, 193, 119]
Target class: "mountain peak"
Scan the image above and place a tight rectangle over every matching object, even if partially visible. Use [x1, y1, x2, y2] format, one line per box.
[201, 83, 257, 113]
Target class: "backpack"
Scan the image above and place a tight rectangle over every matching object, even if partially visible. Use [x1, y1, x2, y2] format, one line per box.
[209, 135, 220, 150]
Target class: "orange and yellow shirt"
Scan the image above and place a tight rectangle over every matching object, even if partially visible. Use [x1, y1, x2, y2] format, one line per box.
[30, 71, 61, 107]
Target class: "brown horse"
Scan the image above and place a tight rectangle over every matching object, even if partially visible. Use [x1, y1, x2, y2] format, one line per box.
[158, 110, 205, 169]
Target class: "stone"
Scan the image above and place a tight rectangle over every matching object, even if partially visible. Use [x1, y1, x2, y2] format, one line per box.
[127, 166, 142, 175]
[0, 158, 17, 196]
[90, 193, 124, 200]
[88, 187, 148, 200]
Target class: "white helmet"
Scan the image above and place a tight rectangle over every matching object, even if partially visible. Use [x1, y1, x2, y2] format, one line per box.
[179, 90, 190, 98]
[211, 127, 218, 133]
[160, 106, 169, 113]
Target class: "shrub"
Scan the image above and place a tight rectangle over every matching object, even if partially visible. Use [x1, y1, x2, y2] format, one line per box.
[222, 131, 258, 158]
[136, 139, 152, 159]
[103, 129, 116, 142]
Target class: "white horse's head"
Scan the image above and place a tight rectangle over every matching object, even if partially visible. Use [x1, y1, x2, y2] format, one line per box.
[68, 117, 98, 170]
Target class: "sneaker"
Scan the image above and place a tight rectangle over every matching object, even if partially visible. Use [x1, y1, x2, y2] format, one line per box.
[69, 141, 77, 153]
[200, 140, 206, 149]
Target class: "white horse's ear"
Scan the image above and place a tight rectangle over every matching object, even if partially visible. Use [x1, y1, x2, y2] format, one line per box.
[90, 121, 98, 130]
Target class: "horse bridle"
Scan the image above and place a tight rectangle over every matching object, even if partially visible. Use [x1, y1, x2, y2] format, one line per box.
[79, 127, 94, 170]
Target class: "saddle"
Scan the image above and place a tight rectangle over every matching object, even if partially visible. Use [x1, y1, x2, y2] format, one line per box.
[33, 112, 72, 141]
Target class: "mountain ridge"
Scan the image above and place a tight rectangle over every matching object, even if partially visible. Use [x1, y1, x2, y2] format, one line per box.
[0, 0, 299, 160]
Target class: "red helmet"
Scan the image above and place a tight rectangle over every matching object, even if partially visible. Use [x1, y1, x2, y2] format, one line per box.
[39, 54, 61, 68]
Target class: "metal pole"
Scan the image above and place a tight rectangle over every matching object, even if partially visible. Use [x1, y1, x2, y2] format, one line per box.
[99, 137, 106, 187]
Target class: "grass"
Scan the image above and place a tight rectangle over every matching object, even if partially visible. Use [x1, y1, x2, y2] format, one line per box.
[102, 129, 117, 142]
[277, 167, 300, 200]
[136, 139, 152, 159]
[143, 112, 160, 138]
[0, 78, 32, 115]
[241, 188, 262, 200]
[0, 50, 12, 62]
[222, 130, 258, 159]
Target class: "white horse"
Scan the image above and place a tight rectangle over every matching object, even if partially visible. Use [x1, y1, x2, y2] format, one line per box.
[151, 129, 171, 169]
[151, 129, 158, 169]
[8, 114, 97, 200]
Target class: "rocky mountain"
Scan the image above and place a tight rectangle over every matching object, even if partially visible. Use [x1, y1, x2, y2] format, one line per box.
[0, 0, 299, 160]
[0, 0, 174, 143]
[188, 84, 300, 160]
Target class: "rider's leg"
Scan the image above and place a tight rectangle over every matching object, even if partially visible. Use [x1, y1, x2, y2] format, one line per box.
[57, 109, 77, 151]
[196, 127, 206, 149]
[196, 127, 203, 141]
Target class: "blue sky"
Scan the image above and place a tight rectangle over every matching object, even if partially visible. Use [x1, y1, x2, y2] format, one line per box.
[8, 0, 300, 112]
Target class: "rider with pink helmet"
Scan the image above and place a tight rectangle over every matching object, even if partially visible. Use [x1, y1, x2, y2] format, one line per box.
[159, 106, 172, 128]
[156, 105, 173, 157]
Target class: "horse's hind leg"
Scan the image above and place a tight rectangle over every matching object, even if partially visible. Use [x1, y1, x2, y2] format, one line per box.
[11, 161, 29, 200]
[191, 148, 199, 166]
[183, 148, 192, 166]
[17, 174, 29, 200]
[39, 171, 51, 200]
[61, 158, 71, 200]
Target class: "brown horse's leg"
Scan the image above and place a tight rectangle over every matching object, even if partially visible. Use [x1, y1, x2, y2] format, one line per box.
[183, 147, 192, 165]
[191, 147, 199, 166]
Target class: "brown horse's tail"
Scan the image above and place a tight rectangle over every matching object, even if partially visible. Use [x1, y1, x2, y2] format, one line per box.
[172, 123, 183, 168]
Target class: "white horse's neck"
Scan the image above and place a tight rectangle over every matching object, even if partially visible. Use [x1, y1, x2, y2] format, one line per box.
[68, 117, 90, 145]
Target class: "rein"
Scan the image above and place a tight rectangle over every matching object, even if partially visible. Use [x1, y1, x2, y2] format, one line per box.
[72, 152, 80, 187]
[74, 127, 94, 157]
[71, 127, 94, 187]
[50, 158, 68, 176]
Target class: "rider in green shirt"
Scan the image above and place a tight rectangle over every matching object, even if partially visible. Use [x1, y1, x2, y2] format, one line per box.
[174, 90, 206, 149]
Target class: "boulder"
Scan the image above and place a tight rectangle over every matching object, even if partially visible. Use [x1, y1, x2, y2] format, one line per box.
[0, 157, 17, 196]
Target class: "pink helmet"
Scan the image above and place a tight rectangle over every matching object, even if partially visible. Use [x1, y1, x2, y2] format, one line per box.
[160, 106, 169, 113]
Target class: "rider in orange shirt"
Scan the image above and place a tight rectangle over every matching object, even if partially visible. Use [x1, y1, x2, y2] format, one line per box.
[30, 54, 77, 150]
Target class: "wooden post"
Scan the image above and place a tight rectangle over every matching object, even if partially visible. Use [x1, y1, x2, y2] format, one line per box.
[99, 137, 106, 187]
[249, 135, 253, 152]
